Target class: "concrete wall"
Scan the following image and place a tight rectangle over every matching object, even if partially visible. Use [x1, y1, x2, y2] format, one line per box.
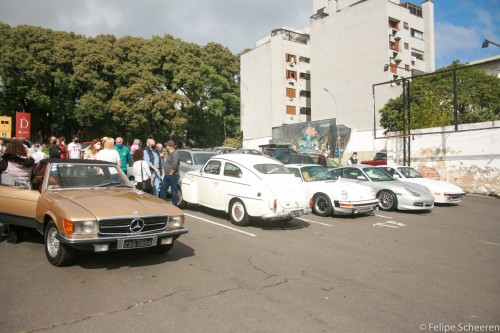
[344, 122, 500, 196]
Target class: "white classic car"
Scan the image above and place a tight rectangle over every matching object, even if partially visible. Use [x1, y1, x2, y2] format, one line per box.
[287, 164, 379, 217]
[379, 165, 466, 204]
[179, 154, 312, 226]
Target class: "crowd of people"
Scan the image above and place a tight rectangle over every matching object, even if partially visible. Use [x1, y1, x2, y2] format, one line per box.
[0, 135, 181, 202]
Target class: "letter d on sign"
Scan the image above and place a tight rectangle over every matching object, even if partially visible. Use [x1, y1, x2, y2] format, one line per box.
[15, 112, 31, 139]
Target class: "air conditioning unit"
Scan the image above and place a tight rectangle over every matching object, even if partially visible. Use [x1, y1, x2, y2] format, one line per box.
[289, 62, 294, 67]
[411, 56, 417, 62]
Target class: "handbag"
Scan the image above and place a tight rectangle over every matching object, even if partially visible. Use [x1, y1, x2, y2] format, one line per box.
[137, 161, 153, 193]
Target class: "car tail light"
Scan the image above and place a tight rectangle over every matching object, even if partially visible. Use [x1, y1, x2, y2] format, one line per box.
[273, 199, 277, 211]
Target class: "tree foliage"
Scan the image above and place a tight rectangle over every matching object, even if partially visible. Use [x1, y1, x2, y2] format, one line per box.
[379, 62, 500, 133]
[0, 24, 241, 146]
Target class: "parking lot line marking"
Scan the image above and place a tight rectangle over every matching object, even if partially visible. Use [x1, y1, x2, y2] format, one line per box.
[185, 213, 257, 237]
[374, 214, 392, 218]
[297, 218, 334, 227]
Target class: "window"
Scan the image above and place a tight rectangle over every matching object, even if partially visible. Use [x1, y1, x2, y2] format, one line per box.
[300, 90, 311, 98]
[299, 72, 311, 80]
[286, 70, 297, 80]
[388, 19, 399, 30]
[224, 163, 242, 178]
[403, 22, 409, 30]
[411, 50, 424, 60]
[286, 53, 297, 63]
[286, 105, 296, 115]
[404, 42, 409, 50]
[389, 41, 400, 51]
[405, 64, 410, 71]
[411, 29, 423, 40]
[299, 56, 310, 63]
[300, 107, 311, 116]
[286, 88, 296, 98]
[203, 160, 221, 175]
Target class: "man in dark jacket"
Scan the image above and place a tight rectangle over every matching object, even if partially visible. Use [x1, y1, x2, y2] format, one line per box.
[159, 140, 180, 205]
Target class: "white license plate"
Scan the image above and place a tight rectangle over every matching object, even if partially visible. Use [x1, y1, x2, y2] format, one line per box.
[290, 209, 304, 217]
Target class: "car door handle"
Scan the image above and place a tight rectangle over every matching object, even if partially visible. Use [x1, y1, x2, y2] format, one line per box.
[213, 181, 218, 186]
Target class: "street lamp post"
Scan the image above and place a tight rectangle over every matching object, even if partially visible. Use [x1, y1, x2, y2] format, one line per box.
[323, 88, 341, 165]
[481, 39, 500, 48]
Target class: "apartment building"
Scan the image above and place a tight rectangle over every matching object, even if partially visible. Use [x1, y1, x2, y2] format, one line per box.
[240, 27, 311, 149]
[311, 0, 434, 133]
[240, 0, 435, 150]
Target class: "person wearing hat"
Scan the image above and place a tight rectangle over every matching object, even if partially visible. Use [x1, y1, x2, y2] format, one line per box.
[159, 140, 180, 205]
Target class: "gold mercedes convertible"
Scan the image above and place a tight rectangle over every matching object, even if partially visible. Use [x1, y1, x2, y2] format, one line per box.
[0, 159, 188, 266]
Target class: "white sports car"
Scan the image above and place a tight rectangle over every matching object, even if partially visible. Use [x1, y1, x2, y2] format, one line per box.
[286, 164, 379, 217]
[331, 165, 435, 211]
[179, 154, 312, 226]
[379, 166, 465, 204]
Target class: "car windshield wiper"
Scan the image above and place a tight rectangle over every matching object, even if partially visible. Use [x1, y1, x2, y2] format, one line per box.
[93, 182, 130, 188]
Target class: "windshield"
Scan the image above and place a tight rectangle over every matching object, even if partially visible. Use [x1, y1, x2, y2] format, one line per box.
[47, 163, 131, 189]
[364, 167, 394, 181]
[301, 165, 335, 182]
[254, 164, 291, 175]
[398, 167, 423, 178]
[193, 153, 216, 165]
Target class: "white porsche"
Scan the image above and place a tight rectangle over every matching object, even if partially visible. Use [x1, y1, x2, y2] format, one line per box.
[379, 165, 465, 204]
[287, 164, 379, 217]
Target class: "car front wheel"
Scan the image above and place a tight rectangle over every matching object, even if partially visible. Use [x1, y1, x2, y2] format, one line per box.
[45, 220, 75, 267]
[177, 185, 187, 209]
[313, 193, 333, 217]
[229, 199, 251, 227]
[377, 190, 397, 211]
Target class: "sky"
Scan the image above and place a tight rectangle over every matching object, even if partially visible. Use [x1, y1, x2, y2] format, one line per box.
[0, 0, 498, 69]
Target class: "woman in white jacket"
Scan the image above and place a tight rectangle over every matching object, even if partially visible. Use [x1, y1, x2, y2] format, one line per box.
[132, 149, 152, 193]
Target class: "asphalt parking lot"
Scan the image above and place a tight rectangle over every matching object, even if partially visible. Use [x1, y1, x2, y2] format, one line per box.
[1, 195, 499, 333]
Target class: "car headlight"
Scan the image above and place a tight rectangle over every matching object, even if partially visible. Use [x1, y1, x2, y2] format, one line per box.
[341, 190, 348, 200]
[167, 215, 185, 229]
[404, 187, 421, 197]
[64, 219, 98, 235]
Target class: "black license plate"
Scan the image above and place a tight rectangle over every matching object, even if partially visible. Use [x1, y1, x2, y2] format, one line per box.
[290, 209, 304, 217]
[120, 237, 156, 249]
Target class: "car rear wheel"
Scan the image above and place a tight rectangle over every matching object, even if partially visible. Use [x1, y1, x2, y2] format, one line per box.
[313, 193, 333, 217]
[229, 199, 251, 227]
[45, 220, 75, 267]
[148, 242, 174, 254]
[377, 190, 397, 211]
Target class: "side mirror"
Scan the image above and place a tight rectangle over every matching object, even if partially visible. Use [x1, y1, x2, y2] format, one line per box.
[186, 160, 193, 165]
[393, 174, 400, 179]
[356, 175, 366, 181]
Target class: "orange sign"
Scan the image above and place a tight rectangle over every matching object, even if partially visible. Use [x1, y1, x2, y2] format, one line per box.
[15, 112, 31, 138]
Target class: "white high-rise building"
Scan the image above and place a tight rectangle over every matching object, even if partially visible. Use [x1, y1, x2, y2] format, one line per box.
[240, 27, 311, 149]
[240, 0, 435, 150]
[311, 0, 434, 132]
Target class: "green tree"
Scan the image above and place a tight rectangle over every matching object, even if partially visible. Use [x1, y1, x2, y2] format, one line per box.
[379, 62, 500, 133]
[0, 24, 81, 141]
